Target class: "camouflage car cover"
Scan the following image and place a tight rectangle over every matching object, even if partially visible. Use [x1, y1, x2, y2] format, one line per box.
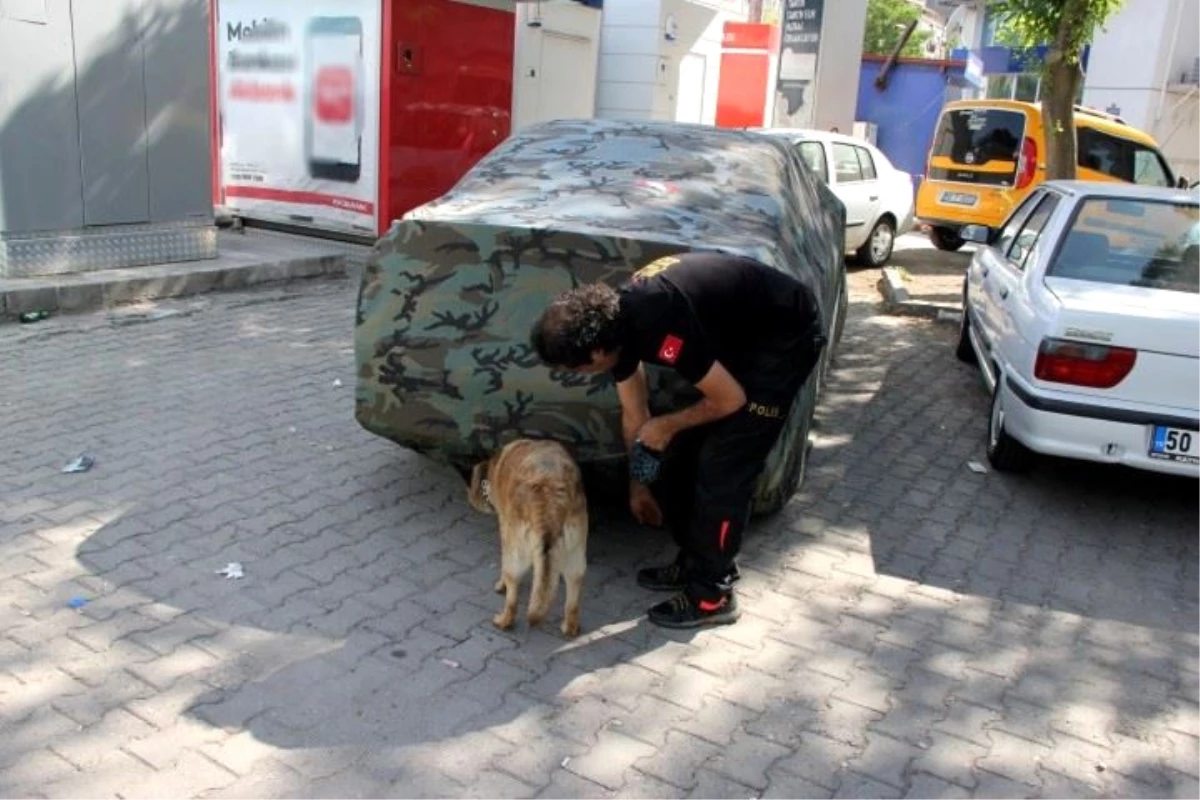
[355, 118, 847, 512]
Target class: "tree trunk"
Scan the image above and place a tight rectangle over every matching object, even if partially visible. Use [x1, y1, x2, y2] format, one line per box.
[1041, 2, 1086, 180]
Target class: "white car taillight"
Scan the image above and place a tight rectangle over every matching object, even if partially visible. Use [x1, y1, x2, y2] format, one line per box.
[1034, 338, 1137, 389]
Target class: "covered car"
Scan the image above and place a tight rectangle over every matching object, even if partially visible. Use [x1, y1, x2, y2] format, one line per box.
[355, 119, 847, 512]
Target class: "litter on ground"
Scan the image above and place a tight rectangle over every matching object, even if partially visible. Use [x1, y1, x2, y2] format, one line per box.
[62, 455, 95, 474]
[216, 562, 245, 580]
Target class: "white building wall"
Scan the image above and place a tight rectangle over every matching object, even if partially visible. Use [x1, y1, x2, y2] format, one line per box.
[1165, 0, 1198, 85]
[963, 2, 985, 49]
[810, 0, 868, 132]
[597, 0, 747, 124]
[1083, 0, 1199, 182]
[512, 1, 603, 131]
[1084, 0, 1172, 106]
[597, 0, 665, 120]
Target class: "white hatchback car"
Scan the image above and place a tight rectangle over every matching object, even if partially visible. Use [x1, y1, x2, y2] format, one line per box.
[957, 181, 1199, 476]
[755, 129, 915, 267]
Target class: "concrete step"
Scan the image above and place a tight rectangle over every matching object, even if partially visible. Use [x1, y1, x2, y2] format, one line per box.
[1, 228, 370, 320]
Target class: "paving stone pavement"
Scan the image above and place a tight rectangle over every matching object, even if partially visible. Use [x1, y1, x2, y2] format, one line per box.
[1, 269, 1196, 799]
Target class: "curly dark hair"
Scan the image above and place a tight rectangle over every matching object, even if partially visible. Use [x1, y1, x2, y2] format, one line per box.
[530, 283, 624, 368]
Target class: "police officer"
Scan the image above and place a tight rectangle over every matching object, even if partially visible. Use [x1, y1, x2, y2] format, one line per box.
[531, 251, 825, 628]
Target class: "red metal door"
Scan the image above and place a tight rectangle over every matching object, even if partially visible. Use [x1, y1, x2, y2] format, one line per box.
[380, 0, 514, 227]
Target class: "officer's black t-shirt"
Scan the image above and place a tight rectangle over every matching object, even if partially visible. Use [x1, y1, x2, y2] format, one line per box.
[611, 251, 822, 389]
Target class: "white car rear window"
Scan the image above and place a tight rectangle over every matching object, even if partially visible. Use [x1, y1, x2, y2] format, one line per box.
[1048, 198, 1200, 293]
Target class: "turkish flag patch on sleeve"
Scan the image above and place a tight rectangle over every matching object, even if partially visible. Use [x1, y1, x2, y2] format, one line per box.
[658, 334, 684, 364]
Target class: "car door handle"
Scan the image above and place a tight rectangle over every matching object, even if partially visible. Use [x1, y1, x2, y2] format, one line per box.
[981, 267, 989, 277]
[869, 196, 879, 202]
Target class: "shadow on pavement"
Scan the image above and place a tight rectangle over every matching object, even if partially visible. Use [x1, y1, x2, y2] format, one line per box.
[60, 449, 707, 725]
[747, 300, 1198, 794]
[801, 302, 1197, 635]
[3, 288, 1193, 796]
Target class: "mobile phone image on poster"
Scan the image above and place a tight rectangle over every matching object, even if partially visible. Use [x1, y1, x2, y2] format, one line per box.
[305, 16, 363, 183]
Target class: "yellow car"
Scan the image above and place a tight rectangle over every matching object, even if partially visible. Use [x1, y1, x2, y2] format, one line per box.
[916, 99, 1176, 251]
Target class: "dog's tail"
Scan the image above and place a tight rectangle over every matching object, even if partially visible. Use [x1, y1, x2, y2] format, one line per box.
[527, 514, 562, 625]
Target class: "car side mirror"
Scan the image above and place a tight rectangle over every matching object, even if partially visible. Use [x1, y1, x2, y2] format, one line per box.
[960, 224, 991, 245]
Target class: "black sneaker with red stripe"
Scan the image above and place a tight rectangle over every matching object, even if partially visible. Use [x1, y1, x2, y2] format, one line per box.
[647, 590, 740, 628]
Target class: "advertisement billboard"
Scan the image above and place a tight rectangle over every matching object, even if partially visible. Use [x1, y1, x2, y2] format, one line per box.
[216, 1, 381, 235]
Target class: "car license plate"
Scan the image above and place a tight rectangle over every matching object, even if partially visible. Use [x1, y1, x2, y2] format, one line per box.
[940, 191, 978, 207]
[1149, 426, 1200, 464]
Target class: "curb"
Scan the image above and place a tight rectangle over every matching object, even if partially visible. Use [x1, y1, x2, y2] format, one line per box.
[1, 232, 357, 321]
[880, 266, 910, 304]
[880, 266, 962, 324]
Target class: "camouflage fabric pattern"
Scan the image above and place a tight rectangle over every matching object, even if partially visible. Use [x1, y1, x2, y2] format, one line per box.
[355, 119, 847, 508]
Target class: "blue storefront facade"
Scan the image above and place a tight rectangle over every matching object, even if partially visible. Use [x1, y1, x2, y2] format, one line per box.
[853, 55, 974, 184]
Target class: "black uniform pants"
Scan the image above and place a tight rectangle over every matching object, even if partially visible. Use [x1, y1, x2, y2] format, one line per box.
[649, 329, 825, 600]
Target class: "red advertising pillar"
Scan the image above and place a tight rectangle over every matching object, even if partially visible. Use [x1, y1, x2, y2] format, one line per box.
[210, 0, 514, 239]
[715, 22, 778, 129]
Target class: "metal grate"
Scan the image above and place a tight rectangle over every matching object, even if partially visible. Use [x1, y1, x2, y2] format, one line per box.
[0, 221, 217, 278]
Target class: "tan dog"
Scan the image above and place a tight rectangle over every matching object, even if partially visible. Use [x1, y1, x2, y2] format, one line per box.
[467, 439, 588, 637]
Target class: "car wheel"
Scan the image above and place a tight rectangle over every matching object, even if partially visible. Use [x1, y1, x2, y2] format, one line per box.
[986, 376, 1032, 472]
[857, 217, 895, 267]
[955, 292, 976, 364]
[930, 226, 966, 252]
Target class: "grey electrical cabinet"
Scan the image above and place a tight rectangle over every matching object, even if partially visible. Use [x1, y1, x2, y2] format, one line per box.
[0, 0, 217, 277]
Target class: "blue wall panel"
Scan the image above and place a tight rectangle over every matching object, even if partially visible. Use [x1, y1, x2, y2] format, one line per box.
[855, 59, 967, 185]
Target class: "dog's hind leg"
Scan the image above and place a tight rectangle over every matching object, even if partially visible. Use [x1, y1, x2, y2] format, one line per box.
[526, 533, 558, 628]
[560, 512, 587, 638]
[494, 575, 519, 630]
[493, 535, 521, 630]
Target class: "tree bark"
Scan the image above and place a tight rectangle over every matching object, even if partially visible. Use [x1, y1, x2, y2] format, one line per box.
[1041, 1, 1086, 180]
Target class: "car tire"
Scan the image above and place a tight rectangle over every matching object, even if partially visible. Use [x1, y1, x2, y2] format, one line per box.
[857, 217, 895, 267]
[930, 226, 965, 252]
[986, 376, 1032, 472]
[955, 293, 976, 364]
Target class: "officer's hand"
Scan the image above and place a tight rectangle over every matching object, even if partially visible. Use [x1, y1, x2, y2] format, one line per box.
[629, 482, 663, 527]
[637, 417, 674, 452]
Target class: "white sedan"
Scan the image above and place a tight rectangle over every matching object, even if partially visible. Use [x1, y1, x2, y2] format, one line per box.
[956, 181, 1199, 476]
[755, 129, 915, 267]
